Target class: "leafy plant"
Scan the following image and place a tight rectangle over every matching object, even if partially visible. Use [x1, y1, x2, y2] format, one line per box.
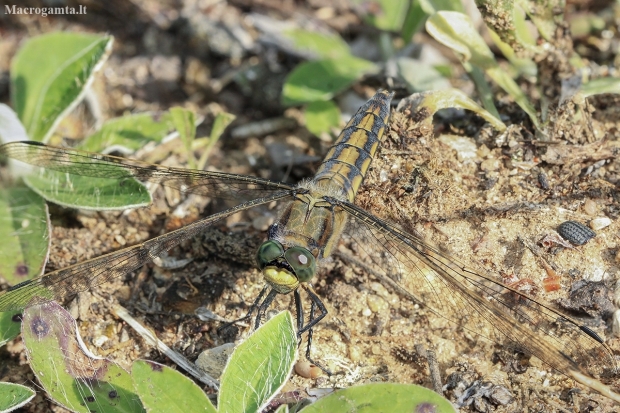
[16, 303, 297, 413]
[0, 32, 234, 316]
[0, 382, 36, 412]
[16, 300, 455, 413]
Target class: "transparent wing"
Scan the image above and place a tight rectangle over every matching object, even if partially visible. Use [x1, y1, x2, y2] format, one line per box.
[0, 191, 294, 311]
[0, 141, 294, 199]
[335, 199, 616, 379]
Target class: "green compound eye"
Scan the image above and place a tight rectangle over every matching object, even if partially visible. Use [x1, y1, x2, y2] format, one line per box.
[256, 240, 285, 269]
[284, 247, 316, 283]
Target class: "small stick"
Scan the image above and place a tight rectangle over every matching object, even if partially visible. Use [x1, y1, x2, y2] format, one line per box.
[415, 344, 443, 394]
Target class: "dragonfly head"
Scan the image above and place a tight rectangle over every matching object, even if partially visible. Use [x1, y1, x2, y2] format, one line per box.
[256, 240, 316, 294]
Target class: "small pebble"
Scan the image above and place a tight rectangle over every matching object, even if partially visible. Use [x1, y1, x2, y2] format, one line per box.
[583, 199, 598, 215]
[294, 360, 322, 378]
[557, 221, 596, 245]
[613, 310, 620, 337]
[92, 335, 108, 348]
[195, 343, 235, 378]
[590, 217, 612, 231]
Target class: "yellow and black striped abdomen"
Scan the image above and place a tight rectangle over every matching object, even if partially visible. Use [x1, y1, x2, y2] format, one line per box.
[313, 90, 393, 202]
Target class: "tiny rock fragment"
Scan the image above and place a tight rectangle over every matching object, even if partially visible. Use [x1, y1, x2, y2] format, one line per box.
[557, 221, 596, 245]
[539, 232, 574, 250]
[590, 217, 611, 231]
[294, 360, 322, 378]
[613, 309, 620, 337]
[195, 343, 235, 379]
[583, 199, 598, 215]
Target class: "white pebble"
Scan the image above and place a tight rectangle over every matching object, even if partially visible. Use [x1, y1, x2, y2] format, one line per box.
[590, 217, 612, 231]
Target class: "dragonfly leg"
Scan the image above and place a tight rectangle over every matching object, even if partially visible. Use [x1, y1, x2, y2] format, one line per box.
[295, 285, 331, 375]
[217, 285, 271, 333]
[302, 290, 332, 376]
[294, 289, 304, 343]
[297, 285, 327, 335]
[254, 288, 279, 329]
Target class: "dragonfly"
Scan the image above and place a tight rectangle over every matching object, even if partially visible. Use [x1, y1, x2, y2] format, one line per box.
[0, 91, 618, 401]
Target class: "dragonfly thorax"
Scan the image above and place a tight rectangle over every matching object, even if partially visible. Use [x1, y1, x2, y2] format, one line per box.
[256, 240, 316, 294]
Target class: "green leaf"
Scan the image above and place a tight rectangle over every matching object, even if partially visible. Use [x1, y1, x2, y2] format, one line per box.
[581, 77, 620, 97]
[0, 382, 36, 411]
[218, 311, 297, 413]
[196, 112, 236, 170]
[298, 383, 456, 413]
[23, 170, 151, 210]
[79, 112, 175, 154]
[304, 100, 341, 137]
[282, 57, 377, 106]
[486, 66, 540, 129]
[518, 0, 559, 41]
[426, 11, 496, 69]
[397, 89, 506, 131]
[401, 0, 465, 41]
[281, 29, 350, 59]
[396, 57, 451, 93]
[426, 11, 541, 130]
[11, 33, 113, 142]
[0, 186, 49, 285]
[275, 405, 289, 413]
[401, 1, 428, 43]
[0, 310, 22, 346]
[21, 301, 145, 413]
[350, 0, 411, 32]
[170, 107, 197, 169]
[132, 360, 216, 413]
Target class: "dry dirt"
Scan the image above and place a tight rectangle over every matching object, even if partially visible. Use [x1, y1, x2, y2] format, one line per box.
[2, 1, 620, 413]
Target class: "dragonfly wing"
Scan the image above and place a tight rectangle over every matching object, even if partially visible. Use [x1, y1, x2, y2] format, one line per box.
[336, 199, 616, 379]
[0, 191, 294, 311]
[0, 141, 294, 200]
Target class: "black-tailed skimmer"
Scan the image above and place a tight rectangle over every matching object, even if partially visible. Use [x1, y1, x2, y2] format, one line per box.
[0, 91, 618, 401]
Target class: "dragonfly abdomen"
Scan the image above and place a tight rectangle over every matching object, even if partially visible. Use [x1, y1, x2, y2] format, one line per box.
[313, 90, 392, 202]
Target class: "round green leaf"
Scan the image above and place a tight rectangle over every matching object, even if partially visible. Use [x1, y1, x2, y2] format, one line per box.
[132, 360, 216, 413]
[11, 33, 113, 142]
[218, 311, 297, 413]
[80, 112, 175, 154]
[304, 100, 341, 136]
[24, 170, 151, 210]
[281, 29, 350, 59]
[426, 12, 496, 68]
[21, 301, 145, 413]
[298, 383, 457, 413]
[0, 310, 23, 346]
[0, 382, 36, 412]
[0, 186, 49, 285]
[350, 0, 411, 32]
[282, 57, 377, 106]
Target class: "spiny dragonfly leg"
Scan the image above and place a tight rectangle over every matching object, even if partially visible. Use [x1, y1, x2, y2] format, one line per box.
[217, 285, 272, 333]
[297, 285, 331, 375]
[254, 288, 279, 329]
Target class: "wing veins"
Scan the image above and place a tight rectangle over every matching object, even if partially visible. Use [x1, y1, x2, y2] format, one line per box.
[0, 191, 294, 311]
[335, 198, 617, 377]
[0, 141, 294, 200]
